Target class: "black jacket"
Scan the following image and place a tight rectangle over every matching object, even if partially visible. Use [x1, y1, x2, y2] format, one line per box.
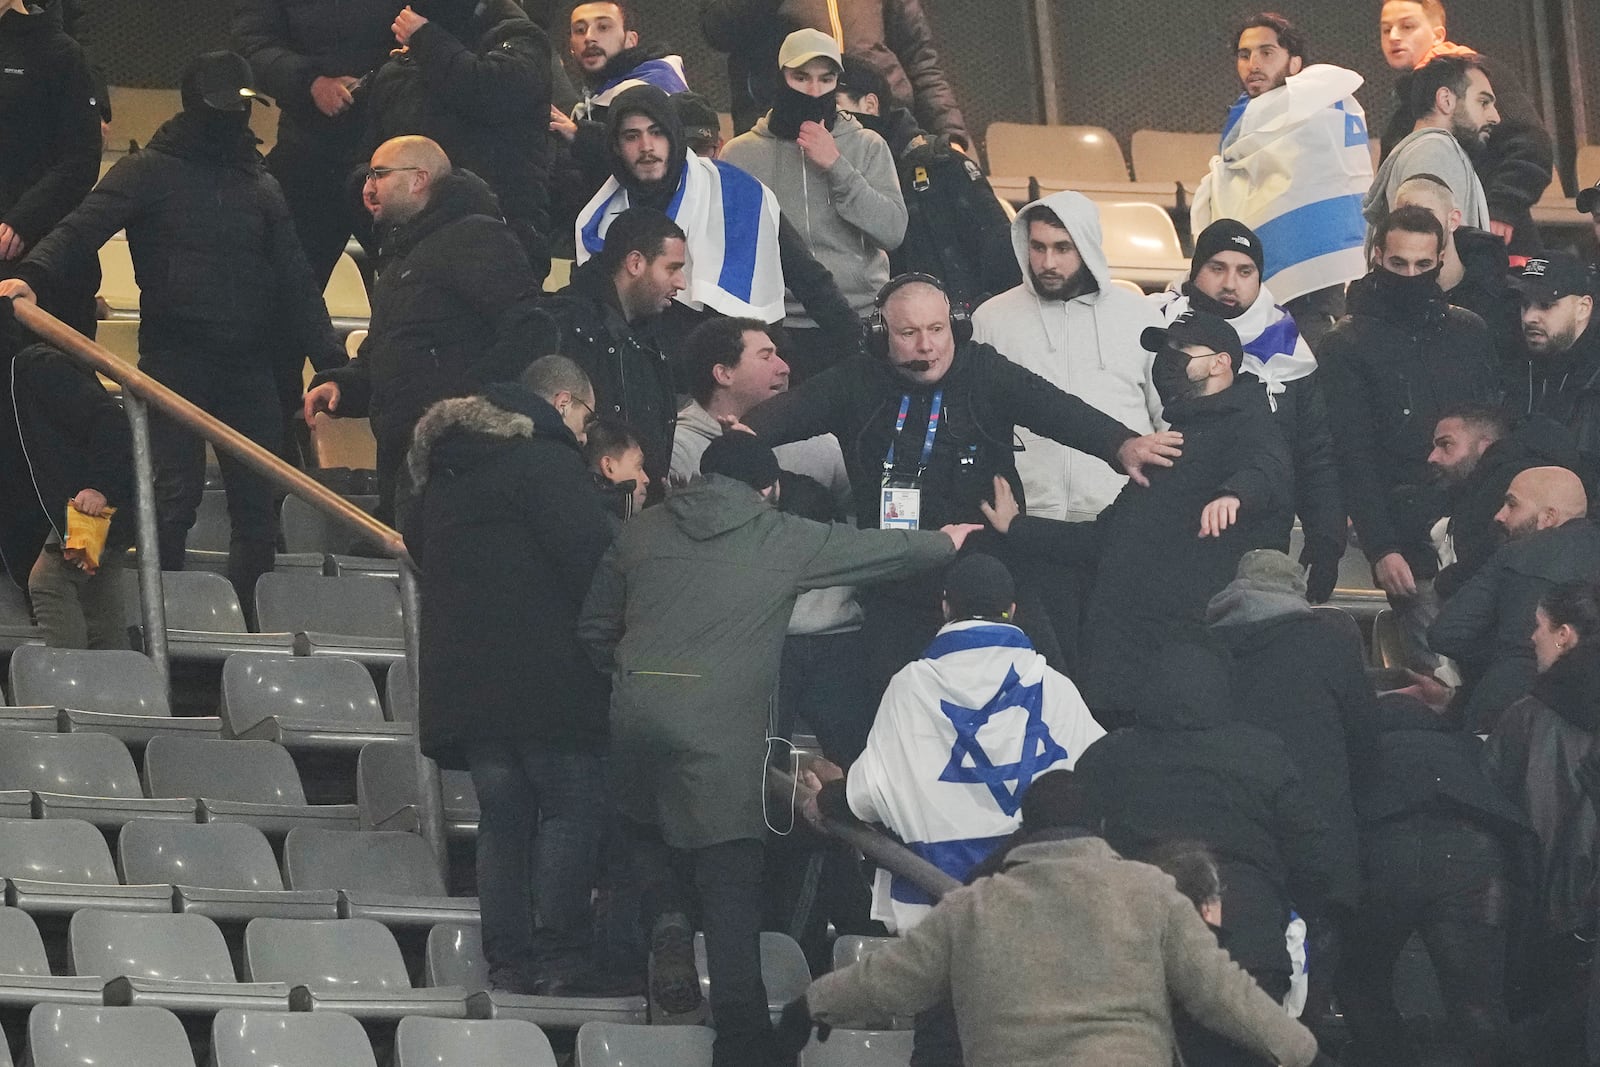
[1006, 381, 1293, 719]
[1449, 226, 1521, 362]
[1430, 518, 1600, 731]
[231, 0, 400, 157]
[311, 171, 546, 500]
[1482, 642, 1600, 936]
[366, 0, 553, 273]
[1504, 318, 1600, 486]
[406, 382, 615, 766]
[542, 258, 677, 487]
[744, 339, 1138, 531]
[1074, 641, 1336, 977]
[1319, 271, 1501, 575]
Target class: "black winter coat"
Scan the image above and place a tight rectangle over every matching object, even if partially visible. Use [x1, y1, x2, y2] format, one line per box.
[543, 258, 677, 487]
[1482, 642, 1600, 937]
[1319, 272, 1501, 575]
[1449, 226, 1521, 362]
[366, 0, 553, 273]
[1430, 518, 1600, 731]
[406, 382, 615, 766]
[1260, 369, 1344, 563]
[1504, 319, 1600, 487]
[311, 171, 545, 504]
[743, 339, 1138, 532]
[231, 0, 400, 158]
[1074, 642, 1336, 978]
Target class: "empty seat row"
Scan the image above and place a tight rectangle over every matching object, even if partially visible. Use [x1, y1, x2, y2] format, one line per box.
[571, 1021, 913, 1066]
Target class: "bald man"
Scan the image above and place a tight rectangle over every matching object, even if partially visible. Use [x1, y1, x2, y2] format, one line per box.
[1392, 173, 1519, 358]
[1430, 466, 1600, 728]
[305, 135, 548, 522]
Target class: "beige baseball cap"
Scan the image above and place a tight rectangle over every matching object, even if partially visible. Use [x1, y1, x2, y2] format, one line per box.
[778, 28, 843, 70]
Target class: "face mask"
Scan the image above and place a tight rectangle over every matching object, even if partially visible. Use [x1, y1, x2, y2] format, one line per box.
[1369, 264, 1444, 304]
[187, 105, 253, 141]
[1181, 281, 1248, 320]
[850, 110, 888, 139]
[1152, 346, 1206, 406]
[769, 79, 837, 140]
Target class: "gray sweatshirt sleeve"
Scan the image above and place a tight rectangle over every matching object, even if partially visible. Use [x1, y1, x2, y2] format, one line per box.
[827, 131, 909, 252]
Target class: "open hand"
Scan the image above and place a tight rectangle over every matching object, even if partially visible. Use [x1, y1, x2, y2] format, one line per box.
[302, 381, 341, 426]
[550, 105, 578, 141]
[714, 414, 756, 436]
[1198, 494, 1240, 538]
[1118, 430, 1183, 487]
[979, 474, 1020, 534]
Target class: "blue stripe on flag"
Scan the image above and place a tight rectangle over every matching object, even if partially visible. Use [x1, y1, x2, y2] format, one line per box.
[890, 835, 1012, 906]
[711, 161, 763, 303]
[1253, 194, 1366, 279]
[922, 625, 1033, 660]
[1245, 315, 1302, 365]
[1221, 93, 1249, 146]
[580, 187, 625, 255]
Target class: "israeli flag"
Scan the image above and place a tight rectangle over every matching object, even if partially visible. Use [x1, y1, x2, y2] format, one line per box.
[1191, 65, 1373, 304]
[576, 154, 787, 323]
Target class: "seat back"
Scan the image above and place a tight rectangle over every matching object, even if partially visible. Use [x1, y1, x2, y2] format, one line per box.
[0, 906, 53, 977]
[986, 123, 1129, 183]
[384, 659, 417, 725]
[27, 1004, 195, 1067]
[574, 1022, 713, 1067]
[120, 571, 248, 634]
[95, 239, 140, 311]
[69, 909, 237, 983]
[104, 88, 181, 150]
[119, 819, 285, 892]
[220, 654, 385, 737]
[142, 736, 308, 806]
[0, 817, 120, 885]
[693, 931, 810, 1010]
[424, 923, 490, 992]
[0, 731, 142, 798]
[279, 495, 380, 555]
[357, 742, 418, 831]
[209, 1008, 378, 1067]
[799, 1028, 915, 1066]
[242, 918, 412, 992]
[188, 491, 234, 554]
[282, 828, 446, 897]
[323, 254, 370, 319]
[1130, 129, 1217, 185]
[394, 1017, 557, 1067]
[1372, 608, 1406, 670]
[1097, 200, 1185, 264]
[97, 319, 141, 369]
[830, 935, 893, 972]
[308, 415, 379, 472]
[9, 646, 171, 718]
[253, 574, 403, 639]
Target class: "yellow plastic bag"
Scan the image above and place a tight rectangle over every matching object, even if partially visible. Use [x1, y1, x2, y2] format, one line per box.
[62, 503, 116, 574]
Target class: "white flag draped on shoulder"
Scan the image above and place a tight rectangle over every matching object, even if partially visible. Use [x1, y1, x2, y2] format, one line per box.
[1191, 65, 1373, 304]
[574, 154, 787, 323]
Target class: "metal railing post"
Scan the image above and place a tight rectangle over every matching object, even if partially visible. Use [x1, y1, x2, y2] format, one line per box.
[122, 393, 169, 693]
[399, 562, 447, 885]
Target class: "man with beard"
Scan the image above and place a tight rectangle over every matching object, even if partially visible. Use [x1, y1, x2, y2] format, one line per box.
[1321, 206, 1500, 671]
[1505, 253, 1600, 483]
[1430, 467, 1600, 729]
[1365, 54, 1498, 243]
[1157, 219, 1346, 604]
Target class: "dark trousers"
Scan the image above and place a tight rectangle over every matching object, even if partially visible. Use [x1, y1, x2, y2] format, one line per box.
[265, 140, 360, 291]
[625, 822, 774, 1067]
[777, 629, 874, 765]
[1338, 814, 1511, 1067]
[143, 354, 282, 611]
[465, 741, 607, 986]
[912, 1003, 963, 1067]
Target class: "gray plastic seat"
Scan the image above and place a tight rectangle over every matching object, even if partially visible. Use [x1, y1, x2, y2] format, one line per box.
[119, 570, 295, 662]
[220, 653, 410, 751]
[574, 1022, 714, 1067]
[0, 704, 59, 734]
[425, 923, 646, 1030]
[0, 906, 104, 1008]
[0, 817, 170, 915]
[384, 658, 416, 726]
[27, 1004, 194, 1067]
[694, 931, 811, 1021]
[142, 736, 359, 839]
[209, 1007, 377, 1067]
[0, 731, 194, 828]
[357, 742, 478, 840]
[8, 645, 222, 746]
[800, 1028, 915, 1066]
[831, 935, 894, 972]
[243, 917, 467, 1019]
[282, 827, 476, 929]
[253, 573, 405, 662]
[280, 494, 379, 556]
[69, 909, 290, 1014]
[393, 1016, 557, 1067]
[118, 819, 338, 923]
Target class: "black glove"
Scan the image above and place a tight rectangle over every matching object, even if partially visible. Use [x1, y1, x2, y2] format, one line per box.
[774, 996, 829, 1056]
[1301, 537, 1342, 605]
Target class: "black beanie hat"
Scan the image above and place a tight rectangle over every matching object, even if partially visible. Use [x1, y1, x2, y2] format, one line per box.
[701, 433, 781, 491]
[1190, 219, 1265, 281]
[942, 552, 1016, 619]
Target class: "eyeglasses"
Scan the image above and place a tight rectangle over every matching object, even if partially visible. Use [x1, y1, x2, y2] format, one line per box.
[571, 395, 598, 429]
[364, 166, 422, 183]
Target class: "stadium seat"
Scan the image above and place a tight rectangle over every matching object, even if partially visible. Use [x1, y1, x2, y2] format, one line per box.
[242, 917, 468, 1019]
[344, 329, 367, 358]
[693, 931, 811, 1022]
[0, 817, 171, 915]
[96, 318, 141, 368]
[8, 645, 222, 747]
[985, 123, 1179, 210]
[118, 819, 339, 923]
[209, 1007, 379, 1067]
[1531, 166, 1586, 230]
[800, 1028, 915, 1066]
[247, 100, 278, 154]
[252, 574, 406, 662]
[279, 494, 380, 555]
[1108, 277, 1147, 296]
[425, 923, 647, 1029]
[1130, 129, 1217, 187]
[574, 1021, 714, 1067]
[384, 658, 416, 725]
[219, 653, 410, 750]
[308, 415, 380, 472]
[1579, 145, 1600, 193]
[0, 906, 105, 1009]
[323, 253, 371, 320]
[27, 1003, 194, 1067]
[831, 935, 893, 972]
[96, 237, 140, 312]
[69, 909, 292, 1013]
[546, 258, 574, 292]
[105, 87, 181, 151]
[0, 730, 194, 828]
[282, 827, 477, 929]
[357, 741, 478, 840]
[1371, 608, 1406, 671]
[393, 1016, 558, 1067]
[1095, 200, 1190, 288]
[142, 736, 360, 840]
[119, 570, 296, 662]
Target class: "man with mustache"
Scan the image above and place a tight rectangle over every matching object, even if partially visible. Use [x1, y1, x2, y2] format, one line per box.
[1504, 253, 1600, 486]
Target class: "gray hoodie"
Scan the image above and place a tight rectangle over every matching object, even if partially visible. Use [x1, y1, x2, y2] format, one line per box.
[1364, 126, 1492, 241]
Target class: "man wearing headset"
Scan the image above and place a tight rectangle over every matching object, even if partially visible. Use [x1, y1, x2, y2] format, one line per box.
[744, 272, 1183, 693]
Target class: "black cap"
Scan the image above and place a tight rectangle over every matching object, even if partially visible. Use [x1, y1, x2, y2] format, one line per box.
[1141, 310, 1245, 369]
[942, 553, 1016, 620]
[673, 92, 720, 140]
[1508, 252, 1595, 303]
[1190, 219, 1264, 280]
[1578, 180, 1600, 216]
[181, 51, 258, 112]
[700, 432, 781, 491]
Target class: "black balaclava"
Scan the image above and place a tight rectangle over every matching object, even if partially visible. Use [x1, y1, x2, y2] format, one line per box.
[768, 77, 838, 140]
[606, 85, 687, 209]
[1151, 345, 1209, 407]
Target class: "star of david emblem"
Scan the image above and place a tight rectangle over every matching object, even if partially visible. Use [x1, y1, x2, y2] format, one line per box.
[937, 666, 1069, 817]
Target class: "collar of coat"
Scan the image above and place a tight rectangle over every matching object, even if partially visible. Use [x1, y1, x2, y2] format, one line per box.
[406, 387, 577, 491]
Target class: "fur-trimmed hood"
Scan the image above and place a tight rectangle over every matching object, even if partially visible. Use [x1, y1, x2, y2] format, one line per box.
[406, 383, 577, 491]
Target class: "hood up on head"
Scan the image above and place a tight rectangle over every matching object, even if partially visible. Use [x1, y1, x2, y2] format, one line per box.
[604, 84, 687, 209]
[665, 473, 772, 542]
[1009, 189, 1112, 301]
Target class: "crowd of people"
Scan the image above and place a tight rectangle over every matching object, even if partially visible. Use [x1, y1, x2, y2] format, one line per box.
[3, 0, 1600, 1064]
